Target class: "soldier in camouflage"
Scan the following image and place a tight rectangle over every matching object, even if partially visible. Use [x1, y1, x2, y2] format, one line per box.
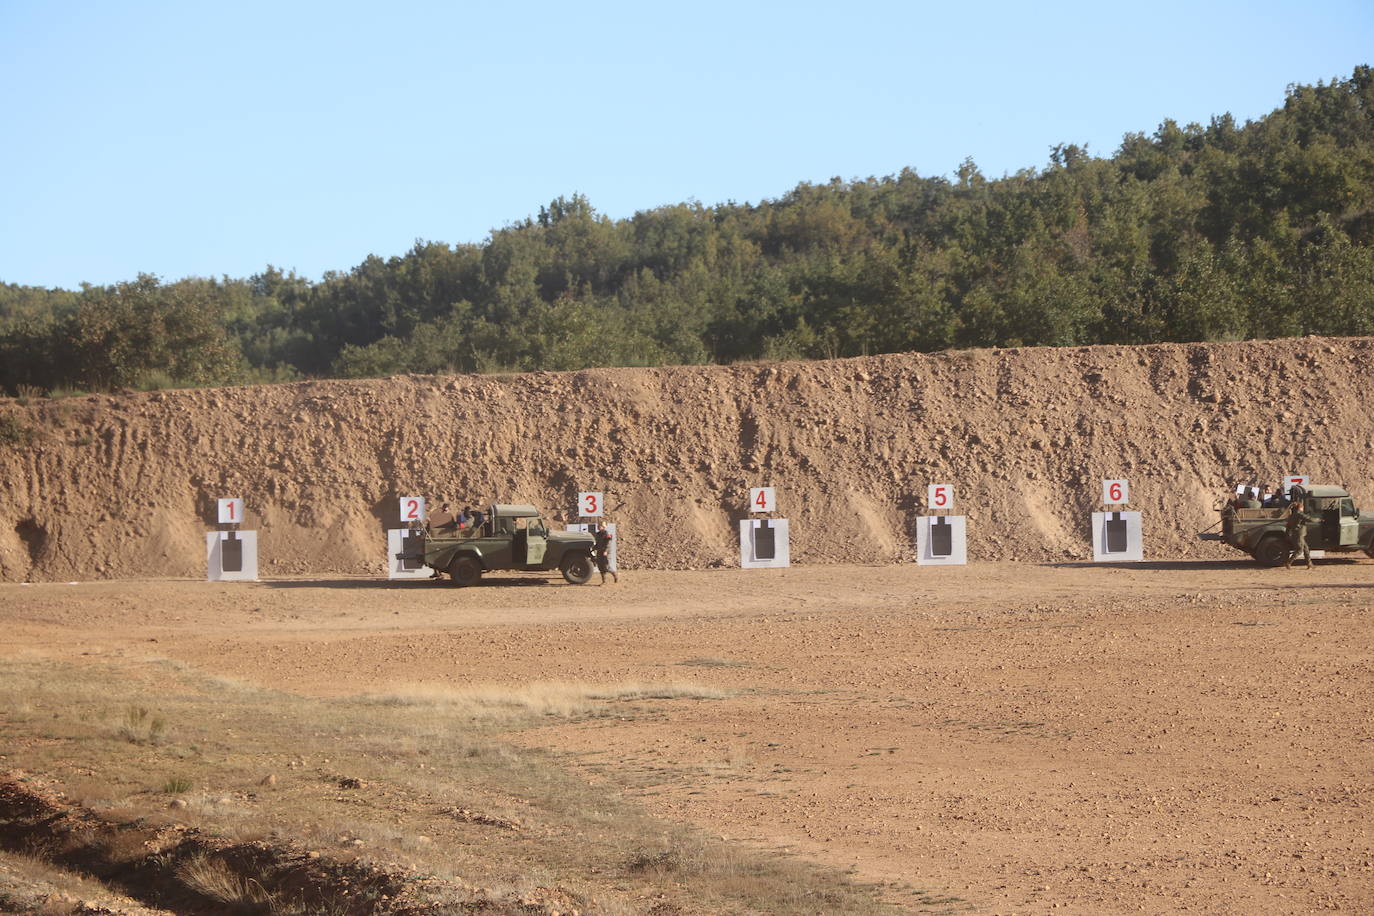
[1284, 499, 1315, 569]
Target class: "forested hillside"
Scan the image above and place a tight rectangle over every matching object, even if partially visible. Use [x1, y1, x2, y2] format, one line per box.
[3, 68, 1372, 395]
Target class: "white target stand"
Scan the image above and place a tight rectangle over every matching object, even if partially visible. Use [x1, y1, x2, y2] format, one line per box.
[1092, 479, 1143, 562]
[207, 497, 258, 581]
[569, 522, 618, 572]
[741, 487, 789, 568]
[388, 495, 433, 579]
[917, 483, 966, 565]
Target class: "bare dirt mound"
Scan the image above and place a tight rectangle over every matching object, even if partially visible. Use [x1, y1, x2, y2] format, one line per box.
[2, 337, 1372, 582]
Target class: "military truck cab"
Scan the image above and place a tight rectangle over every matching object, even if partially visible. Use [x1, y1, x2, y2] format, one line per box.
[397, 504, 596, 586]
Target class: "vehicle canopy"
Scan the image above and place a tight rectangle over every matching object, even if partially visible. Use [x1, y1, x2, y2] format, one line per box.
[1293, 485, 1349, 499]
[491, 504, 541, 518]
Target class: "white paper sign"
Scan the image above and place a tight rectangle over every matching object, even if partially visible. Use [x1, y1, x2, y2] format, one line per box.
[387, 528, 434, 579]
[569, 522, 617, 572]
[217, 497, 244, 525]
[1284, 474, 1309, 494]
[739, 518, 789, 568]
[1091, 511, 1143, 562]
[748, 487, 776, 514]
[399, 496, 426, 526]
[1102, 479, 1129, 506]
[916, 515, 967, 565]
[927, 483, 955, 512]
[206, 530, 257, 581]
[577, 491, 604, 517]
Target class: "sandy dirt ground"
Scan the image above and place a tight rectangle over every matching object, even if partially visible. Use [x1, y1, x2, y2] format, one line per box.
[4, 560, 1373, 914]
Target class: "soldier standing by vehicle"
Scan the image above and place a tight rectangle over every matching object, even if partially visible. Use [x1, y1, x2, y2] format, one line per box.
[1284, 499, 1315, 569]
[593, 522, 617, 585]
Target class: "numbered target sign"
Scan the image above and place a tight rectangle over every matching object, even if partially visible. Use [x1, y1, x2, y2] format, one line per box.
[217, 498, 244, 525]
[577, 491, 604, 517]
[1285, 474, 1309, 493]
[927, 483, 955, 512]
[748, 487, 776, 514]
[399, 496, 426, 525]
[1102, 479, 1129, 506]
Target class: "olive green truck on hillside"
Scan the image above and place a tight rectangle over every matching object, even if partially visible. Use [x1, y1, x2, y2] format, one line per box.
[397, 504, 596, 586]
[1212, 484, 1374, 566]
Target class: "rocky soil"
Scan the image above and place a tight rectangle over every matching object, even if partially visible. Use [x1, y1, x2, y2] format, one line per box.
[3, 336, 1373, 582]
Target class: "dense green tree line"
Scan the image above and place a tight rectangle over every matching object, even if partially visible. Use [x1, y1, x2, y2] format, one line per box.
[4, 67, 1373, 395]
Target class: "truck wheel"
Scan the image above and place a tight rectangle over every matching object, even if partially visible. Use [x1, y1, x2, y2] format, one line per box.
[1253, 535, 1289, 568]
[448, 555, 483, 587]
[560, 552, 594, 585]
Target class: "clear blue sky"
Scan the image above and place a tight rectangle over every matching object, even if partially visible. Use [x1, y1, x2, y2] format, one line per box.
[2, 0, 1369, 290]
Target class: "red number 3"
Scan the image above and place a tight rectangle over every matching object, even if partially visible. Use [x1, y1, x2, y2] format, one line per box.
[584, 494, 598, 514]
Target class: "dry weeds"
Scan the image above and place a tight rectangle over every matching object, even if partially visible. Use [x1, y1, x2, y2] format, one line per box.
[0, 655, 898, 915]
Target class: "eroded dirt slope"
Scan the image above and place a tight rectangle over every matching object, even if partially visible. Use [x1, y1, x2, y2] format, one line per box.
[3, 337, 1373, 581]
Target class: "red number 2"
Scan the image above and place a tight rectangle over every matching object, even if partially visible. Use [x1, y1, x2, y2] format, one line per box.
[405, 499, 419, 519]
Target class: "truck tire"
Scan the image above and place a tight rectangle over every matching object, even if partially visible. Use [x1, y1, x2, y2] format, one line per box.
[560, 551, 594, 585]
[448, 555, 483, 587]
[1253, 534, 1289, 568]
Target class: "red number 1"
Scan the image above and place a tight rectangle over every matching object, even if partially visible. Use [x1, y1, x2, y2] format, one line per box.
[227, 502, 236, 521]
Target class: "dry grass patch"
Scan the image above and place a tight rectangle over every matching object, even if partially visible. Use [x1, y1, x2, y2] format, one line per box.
[363, 680, 729, 721]
[0, 657, 902, 915]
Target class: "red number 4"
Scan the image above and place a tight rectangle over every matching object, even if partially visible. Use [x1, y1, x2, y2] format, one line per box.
[756, 490, 768, 509]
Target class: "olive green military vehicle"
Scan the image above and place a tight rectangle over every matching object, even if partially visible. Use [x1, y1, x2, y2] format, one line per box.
[1212, 484, 1374, 566]
[397, 504, 596, 586]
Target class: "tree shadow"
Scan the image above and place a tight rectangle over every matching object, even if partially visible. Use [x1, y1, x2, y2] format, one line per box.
[262, 575, 563, 590]
[1045, 558, 1367, 571]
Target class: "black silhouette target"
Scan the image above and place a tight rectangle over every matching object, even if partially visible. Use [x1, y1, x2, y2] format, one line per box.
[929, 517, 953, 557]
[1105, 512, 1128, 553]
[401, 533, 425, 570]
[753, 519, 776, 560]
[221, 532, 243, 572]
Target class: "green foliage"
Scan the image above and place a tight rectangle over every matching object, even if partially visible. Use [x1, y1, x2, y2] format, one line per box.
[0, 415, 31, 446]
[2, 67, 1373, 390]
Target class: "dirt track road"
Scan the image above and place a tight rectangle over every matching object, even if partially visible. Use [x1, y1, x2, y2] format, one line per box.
[5, 561, 1373, 914]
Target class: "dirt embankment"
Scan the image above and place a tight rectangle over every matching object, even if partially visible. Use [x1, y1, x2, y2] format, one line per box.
[2, 337, 1372, 582]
